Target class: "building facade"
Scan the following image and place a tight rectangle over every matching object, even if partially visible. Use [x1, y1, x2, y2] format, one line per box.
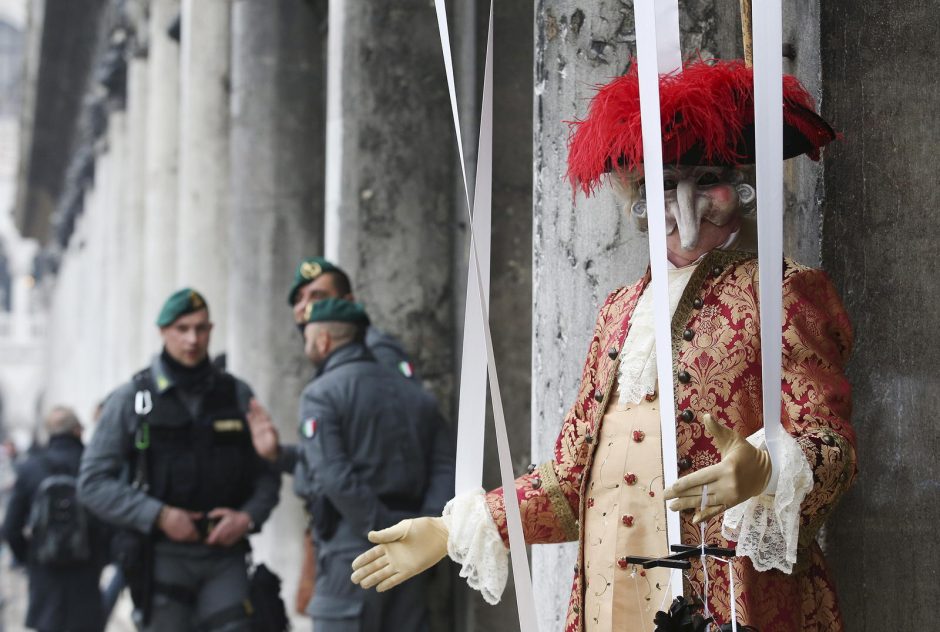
[10, 1, 940, 630]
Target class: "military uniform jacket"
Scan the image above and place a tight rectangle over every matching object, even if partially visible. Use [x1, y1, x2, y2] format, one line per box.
[78, 355, 280, 546]
[483, 250, 857, 632]
[294, 342, 455, 557]
[274, 325, 416, 475]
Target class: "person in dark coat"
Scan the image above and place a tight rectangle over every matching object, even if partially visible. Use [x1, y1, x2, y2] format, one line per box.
[1, 407, 108, 632]
[294, 299, 455, 632]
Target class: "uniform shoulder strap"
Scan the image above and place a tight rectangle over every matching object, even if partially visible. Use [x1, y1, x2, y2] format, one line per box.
[129, 368, 153, 490]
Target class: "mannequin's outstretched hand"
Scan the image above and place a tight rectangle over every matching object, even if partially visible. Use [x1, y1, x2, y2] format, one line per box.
[664, 414, 772, 524]
[350, 517, 449, 592]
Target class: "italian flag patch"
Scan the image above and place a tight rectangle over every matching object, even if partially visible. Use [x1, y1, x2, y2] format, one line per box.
[398, 361, 414, 378]
[301, 418, 317, 438]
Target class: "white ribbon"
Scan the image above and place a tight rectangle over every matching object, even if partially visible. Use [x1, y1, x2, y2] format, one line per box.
[434, 2, 539, 630]
[633, 0, 684, 599]
[752, 1, 785, 471]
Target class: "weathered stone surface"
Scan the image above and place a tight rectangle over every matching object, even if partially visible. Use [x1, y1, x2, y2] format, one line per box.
[455, 3, 535, 630]
[821, 2, 940, 629]
[142, 0, 181, 350]
[227, 0, 326, 624]
[176, 0, 231, 353]
[325, 0, 455, 408]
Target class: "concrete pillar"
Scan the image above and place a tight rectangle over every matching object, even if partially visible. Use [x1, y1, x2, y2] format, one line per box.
[821, 2, 940, 629]
[143, 0, 181, 347]
[227, 0, 326, 622]
[452, 2, 536, 630]
[177, 0, 231, 353]
[104, 112, 129, 391]
[124, 55, 149, 373]
[530, 3, 739, 627]
[324, 0, 455, 406]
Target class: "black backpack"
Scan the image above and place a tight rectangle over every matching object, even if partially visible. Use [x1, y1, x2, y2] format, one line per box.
[27, 456, 92, 567]
[248, 563, 290, 632]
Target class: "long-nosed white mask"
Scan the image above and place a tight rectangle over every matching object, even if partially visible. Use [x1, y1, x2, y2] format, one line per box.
[629, 166, 756, 250]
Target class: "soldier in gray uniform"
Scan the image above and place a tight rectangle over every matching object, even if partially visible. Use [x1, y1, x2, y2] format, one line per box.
[250, 256, 421, 480]
[78, 288, 280, 632]
[292, 298, 454, 632]
[288, 257, 416, 377]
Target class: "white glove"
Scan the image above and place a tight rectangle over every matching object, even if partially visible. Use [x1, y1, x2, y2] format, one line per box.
[350, 517, 449, 592]
[664, 414, 773, 524]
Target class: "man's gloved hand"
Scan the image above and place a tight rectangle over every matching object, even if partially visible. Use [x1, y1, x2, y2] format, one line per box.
[664, 414, 772, 524]
[350, 517, 448, 592]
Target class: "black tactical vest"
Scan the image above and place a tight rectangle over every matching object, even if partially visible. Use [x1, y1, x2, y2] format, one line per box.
[137, 369, 255, 513]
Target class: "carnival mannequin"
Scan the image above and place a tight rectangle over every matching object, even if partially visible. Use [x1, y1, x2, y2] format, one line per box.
[351, 59, 856, 632]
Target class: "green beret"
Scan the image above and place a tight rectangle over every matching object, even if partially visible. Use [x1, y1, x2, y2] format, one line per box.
[157, 288, 209, 327]
[304, 298, 370, 327]
[287, 257, 341, 305]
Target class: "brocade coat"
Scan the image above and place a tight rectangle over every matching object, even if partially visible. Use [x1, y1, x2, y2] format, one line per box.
[484, 250, 857, 632]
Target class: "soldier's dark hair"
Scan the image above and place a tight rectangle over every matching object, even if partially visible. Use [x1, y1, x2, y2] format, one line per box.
[324, 269, 352, 297]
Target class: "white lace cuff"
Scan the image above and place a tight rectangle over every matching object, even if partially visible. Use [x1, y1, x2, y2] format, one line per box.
[721, 429, 813, 574]
[442, 489, 509, 605]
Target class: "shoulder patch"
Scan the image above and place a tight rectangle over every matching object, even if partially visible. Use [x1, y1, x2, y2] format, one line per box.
[398, 361, 414, 378]
[301, 418, 317, 438]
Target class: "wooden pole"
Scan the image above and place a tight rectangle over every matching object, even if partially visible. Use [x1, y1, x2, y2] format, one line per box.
[740, 0, 754, 67]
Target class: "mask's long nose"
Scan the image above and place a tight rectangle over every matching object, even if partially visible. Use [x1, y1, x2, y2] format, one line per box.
[675, 178, 700, 250]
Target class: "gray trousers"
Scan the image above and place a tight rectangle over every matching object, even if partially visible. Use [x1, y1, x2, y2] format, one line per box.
[307, 550, 428, 632]
[144, 548, 250, 632]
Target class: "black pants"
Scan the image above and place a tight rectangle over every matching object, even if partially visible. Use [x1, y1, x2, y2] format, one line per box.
[146, 549, 250, 632]
[307, 550, 429, 632]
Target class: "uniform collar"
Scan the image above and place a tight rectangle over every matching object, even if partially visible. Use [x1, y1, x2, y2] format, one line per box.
[317, 341, 375, 376]
[150, 352, 216, 394]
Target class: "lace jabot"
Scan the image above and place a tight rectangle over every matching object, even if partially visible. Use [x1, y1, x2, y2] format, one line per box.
[618, 264, 699, 405]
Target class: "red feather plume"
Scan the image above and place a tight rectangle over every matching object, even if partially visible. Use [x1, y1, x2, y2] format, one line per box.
[566, 59, 837, 196]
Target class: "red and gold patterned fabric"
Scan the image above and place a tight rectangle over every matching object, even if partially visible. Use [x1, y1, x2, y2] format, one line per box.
[484, 250, 856, 632]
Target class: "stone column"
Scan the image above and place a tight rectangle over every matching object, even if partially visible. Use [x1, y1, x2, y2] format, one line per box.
[324, 0, 455, 406]
[531, 3, 739, 627]
[103, 112, 129, 391]
[177, 0, 231, 353]
[143, 0, 181, 348]
[124, 54, 149, 373]
[452, 2, 536, 630]
[227, 0, 326, 621]
[821, 2, 940, 629]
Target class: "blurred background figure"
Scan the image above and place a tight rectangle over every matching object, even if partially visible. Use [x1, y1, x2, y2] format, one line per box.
[1, 406, 110, 632]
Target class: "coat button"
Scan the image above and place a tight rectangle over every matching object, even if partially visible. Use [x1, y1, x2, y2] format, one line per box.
[680, 409, 694, 423]
[711, 265, 723, 277]
[677, 370, 691, 384]
[594, 390, 604, 403]
[531, 478, 542, 489]
[617, 557, 629, 570]
[682, 328, 694, 341]
[621, 515, 635, 527]
[692, 298, 703, 309]
[821, 434, 835, 446]
[678, 457, 692, 471]
[526, 463, 537, 474]
[624, 472, 638, 485]
[632, 430, 645, 443]
[608, 347, 619, 359]
[585, 433, 594, 445]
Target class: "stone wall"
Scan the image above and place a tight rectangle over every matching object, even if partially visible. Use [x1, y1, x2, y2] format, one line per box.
[821, 2, 940, 629]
